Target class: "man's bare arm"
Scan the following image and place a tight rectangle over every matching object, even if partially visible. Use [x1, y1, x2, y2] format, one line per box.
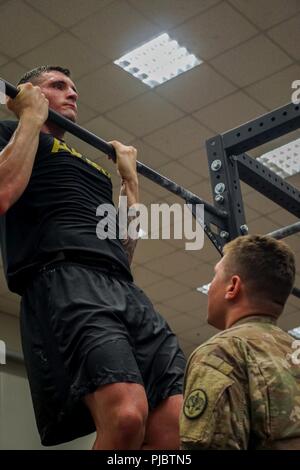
[0, 83, 48, 214]
[119, 177, 139, 265]
[110, 141, 139, 265]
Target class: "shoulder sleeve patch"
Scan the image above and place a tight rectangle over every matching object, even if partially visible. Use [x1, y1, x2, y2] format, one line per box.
[180, 358, 235, 446]
[183, 389, 207, 419]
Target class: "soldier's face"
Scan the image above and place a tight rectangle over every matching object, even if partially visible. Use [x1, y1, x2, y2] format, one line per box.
[207, 257, 229, 330]
[36, 71, 78, 122]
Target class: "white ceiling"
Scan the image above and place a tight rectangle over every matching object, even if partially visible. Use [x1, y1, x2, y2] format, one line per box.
[0, 0, 299, 357]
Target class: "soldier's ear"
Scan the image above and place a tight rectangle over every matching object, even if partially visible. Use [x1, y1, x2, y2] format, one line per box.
[225, 275, 241, 300]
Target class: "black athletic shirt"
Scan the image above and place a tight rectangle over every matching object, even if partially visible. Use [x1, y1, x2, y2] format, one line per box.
[0, 120, 132, 294]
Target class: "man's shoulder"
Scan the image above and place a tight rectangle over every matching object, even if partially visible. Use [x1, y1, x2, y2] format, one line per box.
[188, 329, 242, 366]
[190, 319, 291, 364]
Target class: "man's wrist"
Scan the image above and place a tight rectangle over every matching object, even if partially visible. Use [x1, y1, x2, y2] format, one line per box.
[121, 175, 139, 187]
[19, 112, 44, 131]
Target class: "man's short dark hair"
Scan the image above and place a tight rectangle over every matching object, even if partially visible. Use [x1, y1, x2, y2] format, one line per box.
[17, 66, 71, 86]
[223, 234, 296, 306]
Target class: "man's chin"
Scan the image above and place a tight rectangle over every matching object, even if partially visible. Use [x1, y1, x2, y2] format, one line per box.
[63, 112, 77, 123]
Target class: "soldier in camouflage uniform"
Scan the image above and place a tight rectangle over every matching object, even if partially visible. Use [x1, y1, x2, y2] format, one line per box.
[180, 234, 300, 450]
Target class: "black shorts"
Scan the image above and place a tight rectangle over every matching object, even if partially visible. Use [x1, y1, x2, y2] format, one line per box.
[20, 262, 186, 446]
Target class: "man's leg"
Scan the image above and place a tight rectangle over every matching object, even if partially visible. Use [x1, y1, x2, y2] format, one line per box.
[84, 382, 149, 450]
[142, 394, 183, 450]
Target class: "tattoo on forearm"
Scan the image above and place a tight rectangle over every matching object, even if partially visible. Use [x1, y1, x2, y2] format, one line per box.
[119, 181, 139, 265]
[121, 229, 138, 265]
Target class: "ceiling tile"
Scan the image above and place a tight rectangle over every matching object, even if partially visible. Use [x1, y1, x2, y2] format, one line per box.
[164, 289, 208, 312]
[0, 61, 28, 85]
[288, 173, 300, 189]
[178, 341, 197, 358]
[143, 116, 213, 158]
[182, 323, 218, 345]
[278, 310, 300, 331]
[173, 1, 257, 60]
[134, 239, 175, 264]
[0, 0, 60, 57]
[187, 181, 214, 204]
[282, 303, 299, 317]
[128, 0, 220, 29]
[244, 204, 261, 223]
[179, 149, 210, 179]
[289, 290, 300, 309]
[17, 32, 108, 80]
[268, 208, 299, 227]
[268, 15, 300, 61]
[187, 301, 210, 328]
[140, 173, 173, 199]
[83, 115, 134, 144]
[71, 0, 160, 60]
[155, 303, 182, 318]
[174, 235, 219, 264]
[131, 265, 164, 288]
[27, 0, 113, 28]
[106, 92, 183, 136]
[194, 91, 266, 133]
[281, 235, 300, 255]
[167, 313, 205, 334]
[76, 64, 147, 113]
[143, 278, 190, 303]
[228, 0, 300, 29]
[241, 182, 255, 196]
[172, 263, 214, 290]
[132, 140, 170, 169]
[137, 189, 161, 206]
[157, 64, 236, 113]
[76, 102, 98, 125]
[246, 65, 300, 109]
[212, 35, 292, 87]
[244, 191, 282, 216]
[247, 216, 279, 235]
[156, 161, 203, 188]
[0, 53, 9, 66]
[146, 251, 199, 276]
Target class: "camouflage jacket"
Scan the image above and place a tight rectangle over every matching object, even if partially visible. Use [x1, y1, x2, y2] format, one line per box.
[180, 315, 300, 450]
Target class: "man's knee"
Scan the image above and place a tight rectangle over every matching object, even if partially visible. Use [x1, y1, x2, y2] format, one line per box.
[85, 382, 149, 448]
[115, 406, 147, 440]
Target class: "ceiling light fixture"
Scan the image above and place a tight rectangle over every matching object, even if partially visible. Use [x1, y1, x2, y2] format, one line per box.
[257, 137, 300, 179]
[196, 283, 211, 295]
[114, 33, 202, 88]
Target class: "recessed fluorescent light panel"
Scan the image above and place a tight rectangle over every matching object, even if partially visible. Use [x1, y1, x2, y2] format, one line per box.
[196, 283, 211, 295]
[114, 33, 202, 88]
[257, 137, 300, 179]
[288, 327, 300, 339]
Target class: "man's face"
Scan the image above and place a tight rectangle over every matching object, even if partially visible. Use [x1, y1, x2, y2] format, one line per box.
[207, 256, 230, 330]
[36, 70, 78, 122]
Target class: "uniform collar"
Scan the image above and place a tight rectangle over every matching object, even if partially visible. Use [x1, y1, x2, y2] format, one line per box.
[231, 314, 278, 327]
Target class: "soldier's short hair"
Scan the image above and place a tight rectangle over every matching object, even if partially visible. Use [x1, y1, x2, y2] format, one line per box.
[223, 235, 295, 306]
[17, 66, 71, 86]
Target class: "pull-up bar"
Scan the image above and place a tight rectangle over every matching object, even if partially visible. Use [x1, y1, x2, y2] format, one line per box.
[2, 78, 228, 255]
[2, 79, 225, 219]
